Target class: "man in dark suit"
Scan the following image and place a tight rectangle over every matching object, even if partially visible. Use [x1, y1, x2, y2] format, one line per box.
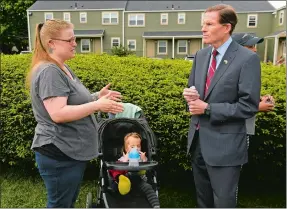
[183, 4, 261, 208]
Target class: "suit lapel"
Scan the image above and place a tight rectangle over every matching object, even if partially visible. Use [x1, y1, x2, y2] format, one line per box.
[204, 41, 238, 100]
[198, 48, 212, 100]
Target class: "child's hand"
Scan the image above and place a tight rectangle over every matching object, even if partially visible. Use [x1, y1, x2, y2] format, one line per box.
[139, 151, 147, 162]
[122, 152, 129, 162]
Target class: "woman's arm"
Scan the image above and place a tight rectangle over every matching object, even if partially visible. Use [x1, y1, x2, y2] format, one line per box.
[43, 94, 123, 123]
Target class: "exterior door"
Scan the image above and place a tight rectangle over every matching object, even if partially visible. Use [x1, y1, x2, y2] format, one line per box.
[94, 38, 101, 54]
[189, 38, 201, 55]
[146, 40, 155, 57]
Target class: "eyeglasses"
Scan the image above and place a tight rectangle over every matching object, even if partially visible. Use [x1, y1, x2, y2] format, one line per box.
[52, 37, 76, 44]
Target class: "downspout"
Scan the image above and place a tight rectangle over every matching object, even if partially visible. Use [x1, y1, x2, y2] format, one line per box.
[100, 36, 103, 54]
[122, 10, 125, 47]
[143, 38, 145, 57]
[172, 37, 175, 59]
[27, 10, 31, 51]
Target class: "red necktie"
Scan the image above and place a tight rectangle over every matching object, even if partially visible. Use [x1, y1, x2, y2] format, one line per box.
[205, 50, 218, 96]
[195, 50, 218, 130]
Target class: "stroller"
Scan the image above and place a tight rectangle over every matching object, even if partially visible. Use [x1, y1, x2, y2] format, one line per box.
[86, 103, 160, 208]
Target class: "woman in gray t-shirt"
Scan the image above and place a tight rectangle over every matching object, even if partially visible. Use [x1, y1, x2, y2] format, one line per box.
[26, 19, 123, 208]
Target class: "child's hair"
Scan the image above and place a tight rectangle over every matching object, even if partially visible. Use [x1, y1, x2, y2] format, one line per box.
[123, 132, 142, 154]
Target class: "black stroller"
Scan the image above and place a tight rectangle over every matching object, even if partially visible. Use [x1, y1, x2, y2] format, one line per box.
[86, 104, 160, 208]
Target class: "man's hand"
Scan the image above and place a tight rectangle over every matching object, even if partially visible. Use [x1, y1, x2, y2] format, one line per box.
[183, 86, 200, 102]
[188, 99, 208, 115]
[259, 95, 275, 112]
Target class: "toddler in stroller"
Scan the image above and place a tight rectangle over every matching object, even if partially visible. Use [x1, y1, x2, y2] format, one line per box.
[109, 132, 160, 207]
[86, 103, 160, 208]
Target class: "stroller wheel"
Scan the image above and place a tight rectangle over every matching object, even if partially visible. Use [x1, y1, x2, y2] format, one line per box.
[86, 192, 93, 208]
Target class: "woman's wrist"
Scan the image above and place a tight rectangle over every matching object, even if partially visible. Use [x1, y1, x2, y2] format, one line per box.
[91, 92, 99, 101]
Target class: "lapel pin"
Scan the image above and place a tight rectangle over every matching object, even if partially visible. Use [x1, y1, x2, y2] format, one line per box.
[224, 60, 228, 64]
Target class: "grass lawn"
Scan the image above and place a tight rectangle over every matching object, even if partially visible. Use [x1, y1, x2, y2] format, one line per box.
[1, 170, 285, 208]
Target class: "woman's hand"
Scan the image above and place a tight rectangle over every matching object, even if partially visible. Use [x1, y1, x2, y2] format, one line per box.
[96, 92, 124, 114]
[98, 83, 122, 102]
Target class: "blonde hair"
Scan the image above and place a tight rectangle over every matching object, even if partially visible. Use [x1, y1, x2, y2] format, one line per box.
[123, 132, 142, 154]
[26, 19, 74, 89]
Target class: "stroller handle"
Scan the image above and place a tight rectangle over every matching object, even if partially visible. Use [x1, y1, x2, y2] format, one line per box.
[104, 161, 158, 171]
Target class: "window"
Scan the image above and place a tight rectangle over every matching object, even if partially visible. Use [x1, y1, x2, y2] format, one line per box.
[44, 13, 53, 22]
[177, 40, 187, 54]
[157, 40, 167, 54]
[201, 12, 205, 26]
[279, 11, 284, 25]
[127, 40, 136, 51]
[178, 13, 186, 24]
[161, 13, 168, 25]
[63, 12, 70, 22]
[81, 39, 90, 52]
[80, 12, 87, 23]
[111, 37, 120, 47]
[247, 14, 257, 27]
[128, 14, 145, 26]
[102, 12, 118, 24]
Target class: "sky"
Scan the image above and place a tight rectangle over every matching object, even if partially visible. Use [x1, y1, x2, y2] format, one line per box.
[268, 1, 286, 8]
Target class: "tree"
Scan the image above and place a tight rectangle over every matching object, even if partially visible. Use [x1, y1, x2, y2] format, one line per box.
[0, 0, 36, 54]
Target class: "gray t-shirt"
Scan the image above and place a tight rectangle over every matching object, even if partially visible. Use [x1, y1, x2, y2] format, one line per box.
[245, 116, 256, 135]
[30, 63, 99, 161]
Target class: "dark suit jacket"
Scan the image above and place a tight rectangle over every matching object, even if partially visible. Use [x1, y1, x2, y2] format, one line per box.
[187, 40, 261, 166]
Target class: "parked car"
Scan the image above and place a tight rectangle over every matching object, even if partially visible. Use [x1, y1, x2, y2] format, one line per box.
[184, 55, 195, 61]
[20, 51, 32, 54]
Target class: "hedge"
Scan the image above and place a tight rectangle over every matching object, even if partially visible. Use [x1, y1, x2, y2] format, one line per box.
[1, 54, 285, 179]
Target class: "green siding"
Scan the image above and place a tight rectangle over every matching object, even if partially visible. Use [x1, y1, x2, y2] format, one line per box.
[124, 11, 203, 58]
[272, 8, 285, 32]
[29, 10, 123, 52]
[28, 9, 286, 61]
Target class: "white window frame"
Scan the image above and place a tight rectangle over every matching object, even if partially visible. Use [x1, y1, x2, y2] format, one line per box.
[44, 13, 53, 22]
[201, 12, 205, 26]
[177, 40, 187, 54]
[102, 12, 119, 25]
[111, 37, 120, 48]
[247, 14, 258, 28]
[63, 12, 71, 22]
[160, 13, 168, 25]
[127, 39, 136, 51]
[128, 14, 145, 27]
[81, 39, 90, 53]
[157, 40, 168, 55]
[279, 10, 284, 25]
[178, 13, 186, 24]
[80, 12, 87, 23]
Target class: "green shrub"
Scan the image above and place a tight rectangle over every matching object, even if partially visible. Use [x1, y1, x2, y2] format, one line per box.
[111, 44, 135, 57]
[1, 54, 285, 180]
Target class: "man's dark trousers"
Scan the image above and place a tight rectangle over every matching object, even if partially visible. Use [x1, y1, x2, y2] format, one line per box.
[191, 131, 241, 208]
